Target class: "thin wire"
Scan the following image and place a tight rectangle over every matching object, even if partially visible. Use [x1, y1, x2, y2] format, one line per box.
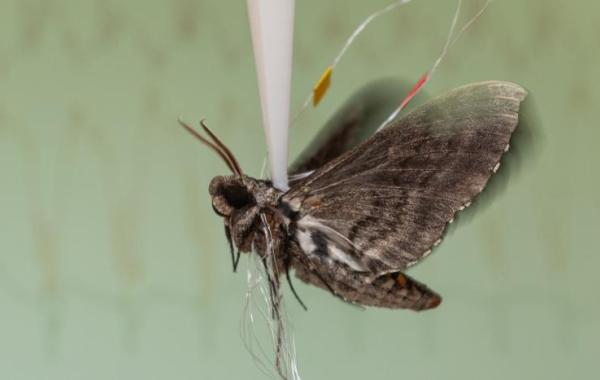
[239, 213, 302, 380]
[292, 0, 416, 124]
[260, 156, 269, 180]
[377, 0, 494, 130]
[260, 213, 301, 380]
[331, 0, 414, 69]
[240, 257, 279, 378]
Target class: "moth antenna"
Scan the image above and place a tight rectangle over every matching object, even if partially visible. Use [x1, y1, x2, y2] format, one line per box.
[178, 118, 239, 175]
[199, 119, 244, 176]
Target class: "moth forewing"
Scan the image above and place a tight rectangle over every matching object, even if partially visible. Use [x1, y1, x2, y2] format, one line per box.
[282, 81, 527, 310]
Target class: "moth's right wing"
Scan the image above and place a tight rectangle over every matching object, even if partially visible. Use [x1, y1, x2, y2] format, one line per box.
[290, 79, 427, 177]
[283, 81, 528, 276]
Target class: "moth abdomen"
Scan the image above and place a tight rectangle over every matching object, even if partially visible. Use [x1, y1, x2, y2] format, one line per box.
[371, 272, 441, 310]
[293, 253, 441, 311]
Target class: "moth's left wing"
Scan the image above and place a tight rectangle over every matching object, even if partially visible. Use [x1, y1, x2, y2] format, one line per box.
[282, 81, 527, 276]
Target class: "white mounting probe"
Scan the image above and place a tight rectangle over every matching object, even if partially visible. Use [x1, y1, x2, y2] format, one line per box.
[247, 0, 295, 191]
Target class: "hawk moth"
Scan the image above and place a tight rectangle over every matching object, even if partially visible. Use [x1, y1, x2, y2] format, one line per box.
[181, 80, 527, 312]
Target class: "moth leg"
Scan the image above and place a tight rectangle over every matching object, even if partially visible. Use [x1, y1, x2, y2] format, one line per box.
[370, 272, 442, 311]
[259, 255, 286, 379]
[224, 225, 239, 272]
[283, 252, 308, 311]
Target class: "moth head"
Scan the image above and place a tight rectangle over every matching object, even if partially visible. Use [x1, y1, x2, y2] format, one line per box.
[179, 119, 267, 254]
[208, 175, 256, 218]
[208, 174, 271, 254]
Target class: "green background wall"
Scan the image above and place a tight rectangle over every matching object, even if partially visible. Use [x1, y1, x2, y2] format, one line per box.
[0, 0, 598, 379]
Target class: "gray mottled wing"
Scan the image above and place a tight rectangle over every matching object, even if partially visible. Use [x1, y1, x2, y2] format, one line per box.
[290, 78, 428, 176]
[283, 81, 527, 276]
